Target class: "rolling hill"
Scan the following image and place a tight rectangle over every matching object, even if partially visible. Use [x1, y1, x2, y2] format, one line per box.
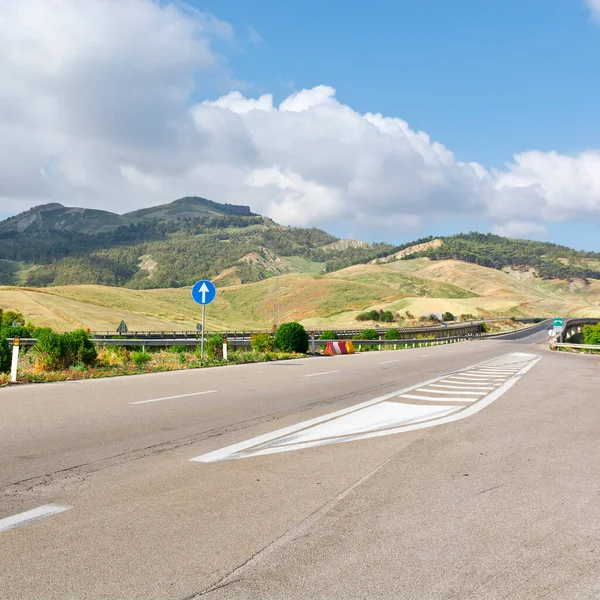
[1, 196, 600, 330]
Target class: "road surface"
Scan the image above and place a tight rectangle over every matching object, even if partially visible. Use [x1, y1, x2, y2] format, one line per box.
[2, 326, 600, 599]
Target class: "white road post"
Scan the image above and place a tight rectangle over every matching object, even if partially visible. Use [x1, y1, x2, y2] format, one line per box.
[10, 337, 20, 383]
[222, 335, 228, 361]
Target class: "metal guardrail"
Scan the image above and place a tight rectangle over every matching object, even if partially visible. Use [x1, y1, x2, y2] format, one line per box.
[550, 342, 600, 351]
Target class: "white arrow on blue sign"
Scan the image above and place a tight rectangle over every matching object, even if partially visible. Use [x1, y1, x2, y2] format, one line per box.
[192, 280, 216, 305]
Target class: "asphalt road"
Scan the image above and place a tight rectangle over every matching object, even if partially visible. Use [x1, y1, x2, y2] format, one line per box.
[2, 326, 600, 599]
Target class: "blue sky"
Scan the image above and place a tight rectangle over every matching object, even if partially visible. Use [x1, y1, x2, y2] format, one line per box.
[203, 0, 600, 167]
[1, 0, 600, 249]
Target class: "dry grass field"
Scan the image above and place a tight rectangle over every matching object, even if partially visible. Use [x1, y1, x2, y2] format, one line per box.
[2, 258, 600, 331]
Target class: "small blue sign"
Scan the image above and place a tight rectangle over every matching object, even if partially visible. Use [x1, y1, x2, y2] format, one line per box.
[191, 280, 216, 305]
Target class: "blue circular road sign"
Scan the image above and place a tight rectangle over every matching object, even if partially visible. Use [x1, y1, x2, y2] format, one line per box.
[191, 280, 217, 305]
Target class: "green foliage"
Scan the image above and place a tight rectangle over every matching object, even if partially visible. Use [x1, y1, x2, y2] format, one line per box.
[62, 329, 97, 365]
[442, 312, 455, 322]
[583, 324, 600, 345]
[168, 345, 188, 354]
[33, 329, 65, 371]
[204, 333, 224, 359]
[0, 338, 10, 374]
[358, 329, 379, 340]
[274, 322, 309, 353]
[131, 350, 152, 367]
[1, 309, 25, 328]
[250, 333, 274, 353]
[32, 328, 96, 371]
[319, 330, 338, 340]
[356, 309, 394, 323]
[405, 311, 414, 319]
[384, 329, 400, 340]
[415, 232, 600, 281]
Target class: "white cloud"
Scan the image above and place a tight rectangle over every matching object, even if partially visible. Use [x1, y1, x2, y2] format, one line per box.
[491, 221, 549, 240]
[585, 0, 600, 21]
[1, 0, 599, 240]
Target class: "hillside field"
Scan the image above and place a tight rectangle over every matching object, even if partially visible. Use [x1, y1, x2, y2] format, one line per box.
[2, 258, 600, 331]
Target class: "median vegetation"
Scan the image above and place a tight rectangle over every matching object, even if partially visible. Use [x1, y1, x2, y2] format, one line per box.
[0, 313, 309, 386]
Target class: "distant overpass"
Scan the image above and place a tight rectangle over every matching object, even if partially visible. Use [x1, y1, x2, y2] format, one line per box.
[557, 318, 600, 342]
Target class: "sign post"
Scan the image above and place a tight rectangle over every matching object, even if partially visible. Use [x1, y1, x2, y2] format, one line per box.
[191, 280, 217, 360]
[11, 337, 20, 383]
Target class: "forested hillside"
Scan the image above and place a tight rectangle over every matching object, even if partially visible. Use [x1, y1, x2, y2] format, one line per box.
[408, 233, 600, 281]
[1, 198, 599, 290]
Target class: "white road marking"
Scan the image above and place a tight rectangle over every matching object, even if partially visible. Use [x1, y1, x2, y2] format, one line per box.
[305, 370, 340, 378]
[443, 378, 499, 387]
[131, 390, 218, 405]
[380, 360, 400, 365]
[191, 352, 541, 462]
[428, 383, 495, 391]
[418, 388, 486, 396]
[0, 505, 71, 533]
[399, 393, 477, 402]
[455, 374, 505, 380]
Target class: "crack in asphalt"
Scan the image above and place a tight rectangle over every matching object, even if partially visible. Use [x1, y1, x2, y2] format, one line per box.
[2, 379, 399, 497]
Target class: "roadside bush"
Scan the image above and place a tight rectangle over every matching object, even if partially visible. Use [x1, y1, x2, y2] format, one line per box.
[251, 333, 274, 353]
[442, 312, 455, 322]
[0, 338, 11, 374]
[32, 328, 96, 371]
[33, 328, 65, 371]
[358, 329, 379, 340]
[97, 346, 130, 367]
[131, 350, 152, 368]
[274, 322, 309, 353]
[319, 330, 338, 340]
[168, 345, 188, 354]
[204, 333, 224, 359]
[384, 329, 400, 340]
[62, 329, 97, 366]
[583, 324, 600, 345]
[0, 309, 25, 329]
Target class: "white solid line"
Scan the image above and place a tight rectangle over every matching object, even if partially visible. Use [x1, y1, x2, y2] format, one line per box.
[457, 374, 506, 380]
[0, 505, 71, 533]
[428, 383, 495, 391]
[472, 369, 519, 375]
[380, 360, 400, 365]
[399, 393, 476, 402]
[131, 390, 218, 405]
[418, 388, 485, 396]
[305, 370, 340, 378]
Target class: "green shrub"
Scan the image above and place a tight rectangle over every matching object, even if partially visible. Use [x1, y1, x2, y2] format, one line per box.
[583, 324, 600, 345]
[274, 322, 309, 353]
[358, 329, 379, 340]
[1, 309, 25, 329]
[384, 329, 400, 340]
[319, 330, 338, 340]
[168, 345, 188, 354]
[33, 329, 65, 371]
[62, 329, 97, 365]
[0, 338, 11, 374]
[251, 333, 275, 353]
[442, 312, 455, 322]
[196, 333, 224, 359]
[131, 350, 152, 367]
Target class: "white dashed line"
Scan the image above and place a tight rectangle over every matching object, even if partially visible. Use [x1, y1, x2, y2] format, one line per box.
[428, 383, 495, 391]
[380, 360, 400, 365]
[305, 370, 340, 378]
[399, 393, 478, 402]
[0, 505, 71, 533]
[131, 390, 218, 405]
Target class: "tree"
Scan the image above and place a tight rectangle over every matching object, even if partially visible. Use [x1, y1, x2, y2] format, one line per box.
[275, 322, 309, 353]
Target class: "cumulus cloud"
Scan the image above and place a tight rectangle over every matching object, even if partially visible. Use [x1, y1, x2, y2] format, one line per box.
[491, 221, 549, 240]
[585, 0, 600, 21]
[0, 0, 599, 240]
